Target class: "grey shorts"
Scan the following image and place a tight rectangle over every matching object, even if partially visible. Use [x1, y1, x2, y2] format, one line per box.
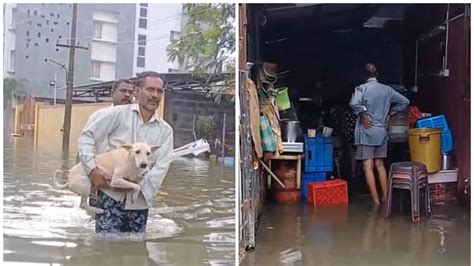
[355, 141, 388, 161]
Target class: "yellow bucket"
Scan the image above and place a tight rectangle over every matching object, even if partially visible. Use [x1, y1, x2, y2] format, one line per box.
[408, 128, 442, 173]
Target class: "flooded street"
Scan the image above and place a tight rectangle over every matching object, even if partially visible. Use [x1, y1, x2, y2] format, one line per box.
[3, 134, 235, 265]
[241, 197, 470, 266]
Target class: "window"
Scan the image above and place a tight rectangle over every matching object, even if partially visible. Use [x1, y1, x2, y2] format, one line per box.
[168, 68, 180, 73]
[57, 14, 60, 18]
[28, 10, 31, 18]
[93, 21, 103, 39]
[139, 18, 147, 29]
[34, 10, 37, 16]
[140, 8, 147, 17]
[91, 61, 101, 79]
[37, 32, 41, 38]
[10, 7, 16, 29]
[8, 50, 15, 72]
[138, 46, 145, 56]
[46, 38, 49, 43]
[26, 30, 30, 37]
[37, 23, 42, 27]
[140, 3, 148, 7]
[50, 13, 54, 17]
[137, 57, 145, 68]
[46, 20, 49, 25]
[138, 34, 146, 45]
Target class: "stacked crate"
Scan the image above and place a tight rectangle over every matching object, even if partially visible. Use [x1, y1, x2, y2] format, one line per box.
[302, 136, 333, 201]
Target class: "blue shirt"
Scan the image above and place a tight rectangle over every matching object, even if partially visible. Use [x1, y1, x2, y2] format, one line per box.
[349, 78, 410, 146]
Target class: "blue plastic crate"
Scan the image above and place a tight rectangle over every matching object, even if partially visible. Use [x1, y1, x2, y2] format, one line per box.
[302, 172, 327, 200]
[304, 136, 333, 172]
[416, 115, 453, 153]
[416, 115, 449, 131]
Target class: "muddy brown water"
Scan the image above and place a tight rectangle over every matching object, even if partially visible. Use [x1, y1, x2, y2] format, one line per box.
[3, 134, 235, 265]
[241, 196, 470, 266]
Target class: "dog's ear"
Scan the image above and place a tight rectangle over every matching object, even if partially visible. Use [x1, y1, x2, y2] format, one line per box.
[121, 144, 133, 151]
[151, 145, 160, 153]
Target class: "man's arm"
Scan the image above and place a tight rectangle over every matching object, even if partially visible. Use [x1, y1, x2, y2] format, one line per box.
[389, 89, 410, 115]
[349, 86, 367, 115]
[78, 107, 120, 176]
[140, 128, 174, 204]
[349, 85, 373, 128]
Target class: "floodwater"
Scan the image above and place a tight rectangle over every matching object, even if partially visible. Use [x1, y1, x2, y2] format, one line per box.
[241, 196, 470, 266]
[3, 134, 236, 265]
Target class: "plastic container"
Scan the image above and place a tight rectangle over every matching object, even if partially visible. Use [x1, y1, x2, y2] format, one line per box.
[272, 189, 301, 204]
[308, 179, 348, 206]
[408, 128, 442, 173]
[276, 87, 291, 111]
[304, 136, 333, 172]
[302, 172, 327, 201]
[416, 115, 453, 153]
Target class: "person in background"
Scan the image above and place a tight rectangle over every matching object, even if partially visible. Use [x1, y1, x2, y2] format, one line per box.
[349, 63, 410, 205]
[78, 71, 173, 233]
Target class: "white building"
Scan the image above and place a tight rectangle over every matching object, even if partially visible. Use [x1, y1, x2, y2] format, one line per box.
[3, 3, 17, 79]
[3, 3, 186, 99]
[133, 3, 183, 75]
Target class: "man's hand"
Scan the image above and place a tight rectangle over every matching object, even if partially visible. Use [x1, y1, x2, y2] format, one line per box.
[89, 168, 110, 188]
[385, 114, 391, 129]
[359, 113, 374, 129]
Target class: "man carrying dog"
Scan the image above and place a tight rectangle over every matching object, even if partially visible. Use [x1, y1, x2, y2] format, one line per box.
[79, 79, 134, 207]
[78, 71, 173, 233]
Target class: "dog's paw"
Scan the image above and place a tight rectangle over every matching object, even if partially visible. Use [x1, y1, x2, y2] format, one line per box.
[139, 178, 147, 189]
[95, 208, 105, 214]
[131, 190, 140, 203]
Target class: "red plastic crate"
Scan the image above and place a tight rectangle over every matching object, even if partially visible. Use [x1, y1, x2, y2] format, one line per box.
[308, 179, 348, 206]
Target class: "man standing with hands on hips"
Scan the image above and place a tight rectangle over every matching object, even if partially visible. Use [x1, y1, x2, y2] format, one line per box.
[350, 63, 410, 205]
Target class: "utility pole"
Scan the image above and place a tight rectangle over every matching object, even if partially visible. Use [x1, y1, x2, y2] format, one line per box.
[57, 4, 87, 157]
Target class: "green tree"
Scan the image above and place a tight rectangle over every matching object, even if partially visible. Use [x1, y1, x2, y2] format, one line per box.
[167, 4, 235, 103]
[3, 78, 27, 108]
[196, 115, 216, 141]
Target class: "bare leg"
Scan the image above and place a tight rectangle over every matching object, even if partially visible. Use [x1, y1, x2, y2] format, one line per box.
[374, 159, 388, 203]
[363, 159, 380, 205]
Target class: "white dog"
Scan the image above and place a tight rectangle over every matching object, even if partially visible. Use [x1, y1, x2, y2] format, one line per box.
[53, 143, 159, 215]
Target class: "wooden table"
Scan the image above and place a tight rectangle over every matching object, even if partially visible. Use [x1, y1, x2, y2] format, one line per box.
[268, 154, 303, 189]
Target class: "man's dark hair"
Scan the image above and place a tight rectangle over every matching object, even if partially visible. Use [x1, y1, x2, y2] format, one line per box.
[136, 71, 162, 87]
[112, 79, 133, 91]
[365, 63, 377, 79]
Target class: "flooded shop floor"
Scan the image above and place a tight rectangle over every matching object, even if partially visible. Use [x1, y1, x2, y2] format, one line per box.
[241, 196, 470, 266]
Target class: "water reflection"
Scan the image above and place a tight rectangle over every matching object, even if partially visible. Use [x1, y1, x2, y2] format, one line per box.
[4, 135, 235, 265]
[241, 197, 470, 266]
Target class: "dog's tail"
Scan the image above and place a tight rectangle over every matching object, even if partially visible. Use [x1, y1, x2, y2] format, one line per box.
[53, 170, 69, 189]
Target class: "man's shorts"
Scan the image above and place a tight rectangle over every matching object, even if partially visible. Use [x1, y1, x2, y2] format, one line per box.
[95, 190, 149, 233]
[355, 141, 388, 161]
